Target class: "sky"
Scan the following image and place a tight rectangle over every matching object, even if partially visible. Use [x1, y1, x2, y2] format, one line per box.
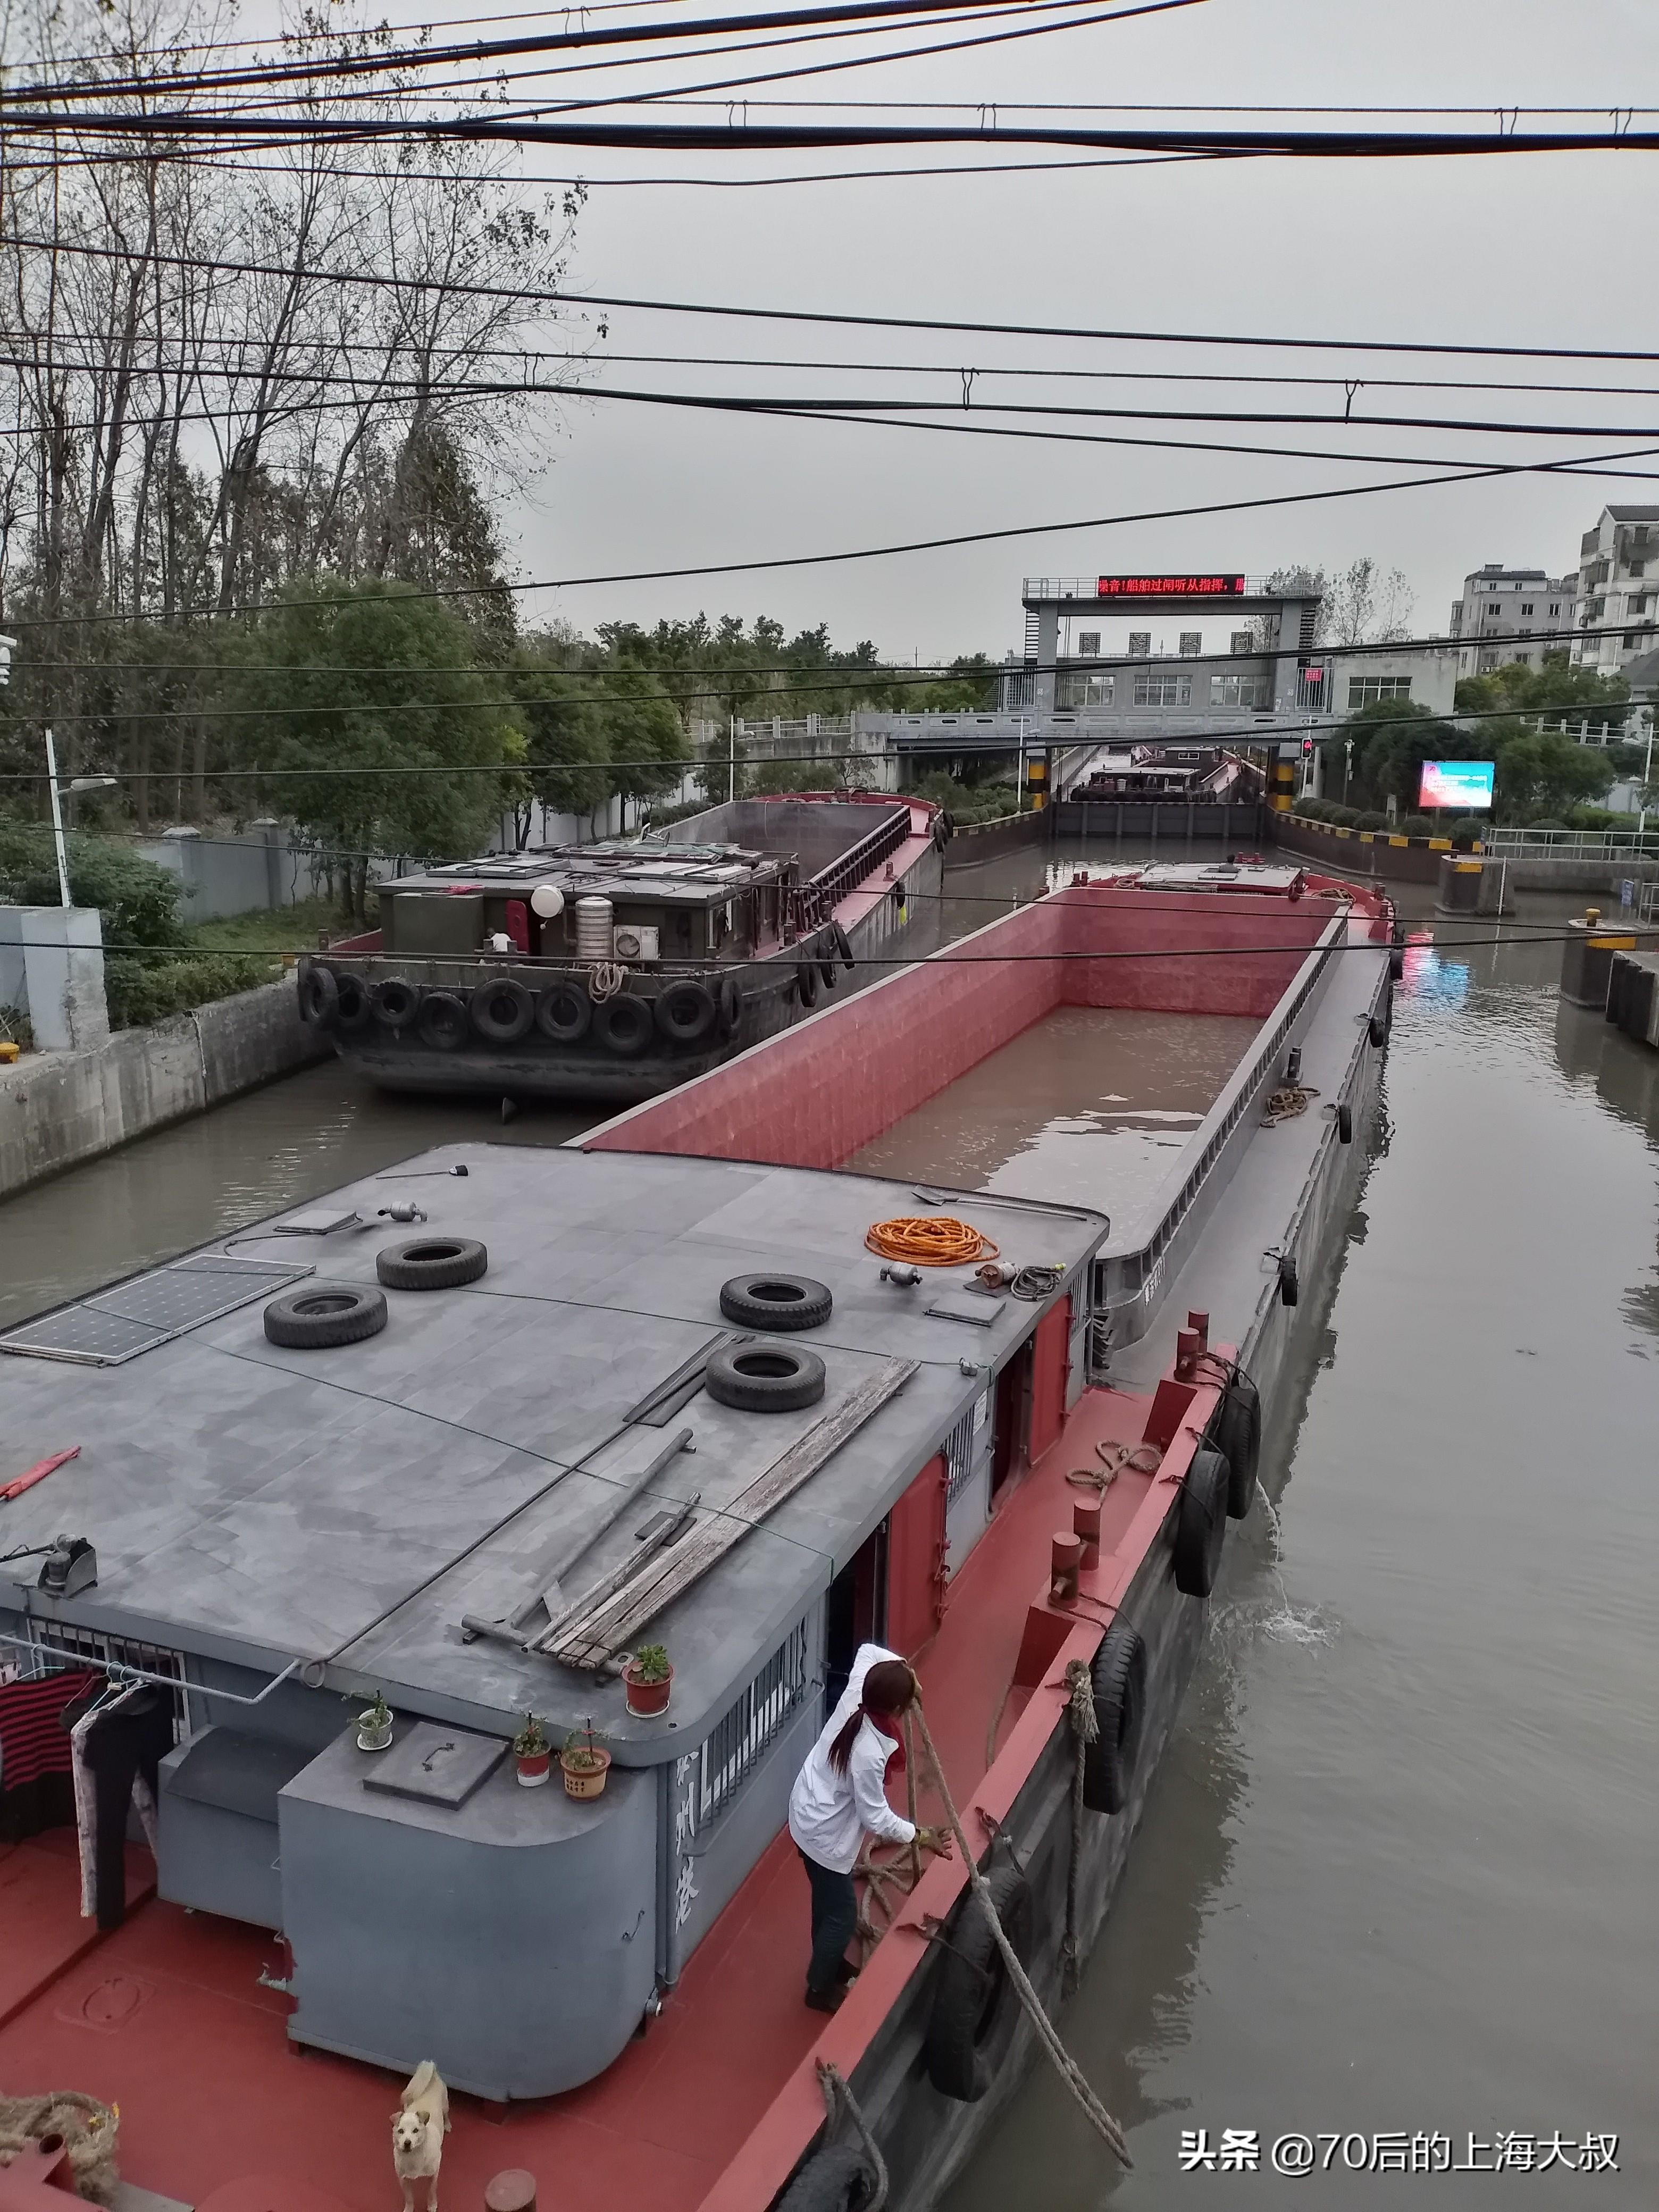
[245, 0, 1659, 661]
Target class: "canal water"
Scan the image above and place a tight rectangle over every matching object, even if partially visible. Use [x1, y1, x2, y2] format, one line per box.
[3, 837, 1654, 2206]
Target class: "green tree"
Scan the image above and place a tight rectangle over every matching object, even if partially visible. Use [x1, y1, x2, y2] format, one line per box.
[232, 579, 522, 916]
[1454, 653, 1628, 730]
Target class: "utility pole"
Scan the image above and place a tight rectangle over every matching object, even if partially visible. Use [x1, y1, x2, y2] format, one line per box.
[45, 726, 71, 909]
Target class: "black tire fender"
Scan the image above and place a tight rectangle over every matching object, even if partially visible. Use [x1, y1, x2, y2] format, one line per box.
[1368, 1011, 1387, 1048]
[1389, 947, 1405, 981]
[655, 980, 718, 1045]
[1081, 1619, 1147, 1814]
[1336, 1101, 1354, 1144]
[417, 990, 470, 1053]
[716, 973, 742, 1039]
[1174, 1444, 1229, 1597]
[593, 993, 654, 1059]
[263, 1283, 387, 1350]
[1214, 1375, 1261, 1519]
[376, 1236, 489, 1291]
[470, 976, 535, 1045]
[831, 921, 854, 971]
[775, 2138, 883, 2212]
[1278, 1253, 1300, 1307]
[333, 971, 372, 1033]
[923, 1857, 1033, 2102]
[370, 976, 420, 1032]
[718, 1273, 833, 1331]
[704, 1341, 827, 1413]
[298, 961, 339, 1029]
[536, 979, 592, 1045]
[796, 960, 819, 1010]
[817, 934, 839, 990]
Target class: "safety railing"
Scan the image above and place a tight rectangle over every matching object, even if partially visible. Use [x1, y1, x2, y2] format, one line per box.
[1479, 826, 1659, 857]
[801, 800, 915, 918]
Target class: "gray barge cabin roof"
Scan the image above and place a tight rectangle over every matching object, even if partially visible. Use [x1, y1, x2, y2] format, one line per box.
[385, 842, 792, 911]
[0, 1144, 1107, 1760]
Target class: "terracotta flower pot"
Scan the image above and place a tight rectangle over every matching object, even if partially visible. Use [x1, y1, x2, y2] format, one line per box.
[516, 1750, 552, 1788]
[624, 1663, 673, 1717]
[560, 1747, 612, 1800]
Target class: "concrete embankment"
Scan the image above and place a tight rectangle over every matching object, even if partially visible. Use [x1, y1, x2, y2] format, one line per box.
[0, 975, 330, 1197]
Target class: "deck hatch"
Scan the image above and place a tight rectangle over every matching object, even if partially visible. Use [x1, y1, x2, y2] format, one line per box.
[0, 1254, 315, 1367]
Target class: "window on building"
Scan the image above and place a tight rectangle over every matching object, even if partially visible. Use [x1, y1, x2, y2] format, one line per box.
[1056, 671, 1114, 708]
[1133, 672, 1192, 707]
[1629, 560, 1646, 580]
[1179, 631, 1202, 657]
[1210, 673, 1267, 707]
[1076, 630, 1101, 656]
[1520, 603, 1534, 616]
[1127, 630, 1151, 657]
[1229, 629, 1255, 655]
[1549, 602, 1560, 615]
[1589, 598, 1606, 619]
[1347, 675, 1413, 708]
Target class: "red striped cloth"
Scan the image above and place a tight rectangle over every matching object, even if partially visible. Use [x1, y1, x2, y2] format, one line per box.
[0, 1671, 97, 1790]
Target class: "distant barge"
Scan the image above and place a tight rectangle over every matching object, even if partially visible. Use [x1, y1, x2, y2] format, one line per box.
[298, 791, 946, 1103]
[0, 861, 1396, 2212]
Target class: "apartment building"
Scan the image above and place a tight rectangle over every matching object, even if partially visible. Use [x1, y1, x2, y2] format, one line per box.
[1447, 563, 1574, 676]
[1571, 507, 1659, 675]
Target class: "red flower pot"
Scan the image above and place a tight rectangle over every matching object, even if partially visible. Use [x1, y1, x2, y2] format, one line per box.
[516, 1749, 552, 1788]
[624, 1662, 673, 1717]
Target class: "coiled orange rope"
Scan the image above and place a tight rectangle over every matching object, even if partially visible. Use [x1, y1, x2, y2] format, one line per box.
[864, 1215, 1000, 1266]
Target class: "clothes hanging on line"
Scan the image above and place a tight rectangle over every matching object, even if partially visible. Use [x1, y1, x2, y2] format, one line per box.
[75, 1687, 173, 1931]
[0, 1669, 97, 1842]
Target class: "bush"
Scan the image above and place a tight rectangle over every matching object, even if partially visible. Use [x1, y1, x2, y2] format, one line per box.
[1353, 811, 1389, 832]
[1297, 798, 1331, 822]
[1321, 803, 1359, 828]
[1448, 817, 1486, 849]
[104, 952, 274, 1029]
[1527, 817, 1568, 833]
[0, 822, 187, 949]
[1400, 815, 1432, 837]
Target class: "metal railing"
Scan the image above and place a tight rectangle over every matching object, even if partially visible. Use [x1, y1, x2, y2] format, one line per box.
[1479, 826, 1659, 857]
[802, 800, 914, 916]
[696, 1616, 811, 1828]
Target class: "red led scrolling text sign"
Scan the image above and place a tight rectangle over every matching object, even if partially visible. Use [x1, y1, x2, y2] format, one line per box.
[1095, 575, 1247, 598]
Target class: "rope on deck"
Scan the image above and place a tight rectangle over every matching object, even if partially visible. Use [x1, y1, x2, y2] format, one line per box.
[912, 1698, 1133, 2171]
[1062, 1657, 1099, 1999]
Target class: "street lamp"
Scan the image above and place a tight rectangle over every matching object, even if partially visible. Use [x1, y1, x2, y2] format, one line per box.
[43, 726, 116, 909]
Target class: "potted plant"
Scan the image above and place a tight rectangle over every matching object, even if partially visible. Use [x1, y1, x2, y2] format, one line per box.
[356, 1691, 393, 1752]
[623, 1644, 674, 1717]
[560, 1723, 611, 1802]
[513, 1712, 552, 1788]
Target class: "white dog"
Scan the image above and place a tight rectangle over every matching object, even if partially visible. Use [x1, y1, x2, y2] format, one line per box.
[391, 2060, 450, 2212]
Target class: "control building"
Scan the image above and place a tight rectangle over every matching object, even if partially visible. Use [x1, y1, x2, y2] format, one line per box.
[1448, 564, 1576, 676]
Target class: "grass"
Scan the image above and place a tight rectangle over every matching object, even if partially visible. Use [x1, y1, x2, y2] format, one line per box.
[186, 896, 350, 956]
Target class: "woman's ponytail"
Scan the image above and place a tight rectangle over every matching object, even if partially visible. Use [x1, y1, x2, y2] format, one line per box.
[826, 1658, 917, 1775]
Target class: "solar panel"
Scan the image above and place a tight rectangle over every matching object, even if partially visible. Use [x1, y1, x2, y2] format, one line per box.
[0, 1254, 315, 1367]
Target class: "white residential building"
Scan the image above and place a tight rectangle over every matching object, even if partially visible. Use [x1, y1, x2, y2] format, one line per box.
[1447, 563, 1574, 676]
[1570, 507, 1659, 675]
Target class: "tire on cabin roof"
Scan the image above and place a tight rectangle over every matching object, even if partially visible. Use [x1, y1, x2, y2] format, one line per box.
[333, 971, 373, 1034]
[370, 976, 421, 1032]
[1081, 1617, 1147, 1815]
[795, 960, 819, 1010]
[376, 1235, 489, 1291]
[1214, 1373, 1261, 1519]
[471, 975, 535, 1045]
[704, 1341, 826, 1413]
[593, 992, 654, 1059]
[716, 973, 743, 1040]
[654, 979, 718, 1046]
[263, 1282, 387, 1350]
[1173, 1444, 1229, 1598]
[417, 989, 470, 1053]
[297, 961, 339, 1029]
[718, 1273, 833, 1332]
[923, 1855, 1032, 2102]
[536, 978, 592, 1045]
[775, 2136, 884, 2212]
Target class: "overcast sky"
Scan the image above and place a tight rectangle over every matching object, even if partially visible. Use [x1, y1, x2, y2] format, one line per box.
[261, 0, 1659, 659]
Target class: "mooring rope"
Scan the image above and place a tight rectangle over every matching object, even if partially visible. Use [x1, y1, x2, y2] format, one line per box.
[911, 1699, 1133, 2169]
[815, 2060, 890, 2211]
[1062, 1657, 1099, 1999]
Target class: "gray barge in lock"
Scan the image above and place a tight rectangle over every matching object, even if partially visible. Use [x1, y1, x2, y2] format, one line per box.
[0, 861, 1397, 2212]
[298, 791, 946, 1105]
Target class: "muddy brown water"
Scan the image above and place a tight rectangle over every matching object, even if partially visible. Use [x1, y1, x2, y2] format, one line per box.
[3, 840, 1655, 2206]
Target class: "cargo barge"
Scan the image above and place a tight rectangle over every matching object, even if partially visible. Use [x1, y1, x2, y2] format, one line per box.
[0, 862, 1395, 2212]
[298, 792, 946, 1104]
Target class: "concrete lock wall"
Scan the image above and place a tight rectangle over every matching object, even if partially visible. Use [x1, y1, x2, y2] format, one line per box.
[0, 972, 330, 1197]
[0, 906, 110, 1051]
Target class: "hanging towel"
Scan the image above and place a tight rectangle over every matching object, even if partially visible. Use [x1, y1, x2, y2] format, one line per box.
[0, 1670, 96, 1842]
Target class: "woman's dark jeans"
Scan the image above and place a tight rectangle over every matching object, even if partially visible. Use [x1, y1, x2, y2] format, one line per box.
[798, 1846, 858, 1993]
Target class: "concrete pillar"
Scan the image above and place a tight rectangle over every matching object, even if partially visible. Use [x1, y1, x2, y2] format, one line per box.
[253, 817, 286, 909]
[161, 824, 205, 920]
[0, 906, 108, 1050]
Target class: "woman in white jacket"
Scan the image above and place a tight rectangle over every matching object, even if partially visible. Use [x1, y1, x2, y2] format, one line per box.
[787, 1642, 949, 2012]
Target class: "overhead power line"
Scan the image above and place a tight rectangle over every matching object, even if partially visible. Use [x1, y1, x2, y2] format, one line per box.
[8, 232, 1657, 365]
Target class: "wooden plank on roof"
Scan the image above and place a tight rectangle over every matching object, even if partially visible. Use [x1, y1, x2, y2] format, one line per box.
[549, 1356, 918, 1670]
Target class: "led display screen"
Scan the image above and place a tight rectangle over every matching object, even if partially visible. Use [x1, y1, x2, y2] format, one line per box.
[1096, 575, 1247, 598]
[1419, 760, 1495, 810]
